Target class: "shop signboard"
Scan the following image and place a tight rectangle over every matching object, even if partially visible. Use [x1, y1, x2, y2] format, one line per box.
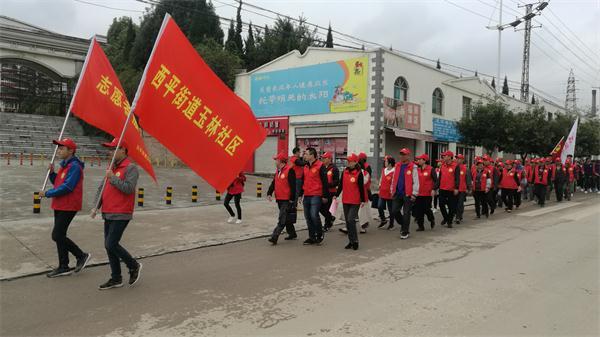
[433, 117, 461, 142]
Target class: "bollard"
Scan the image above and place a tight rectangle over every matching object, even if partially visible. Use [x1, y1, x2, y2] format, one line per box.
[165, 186, 173, 205]
[29, 153, 33, 166]
[6, 152, 10, 165]
[138, 187, 144, 207]
[19, 152, 23, 165]
[256, 182, 262, 198]
[215, 190, 221, 201]
[33, 192, 41, 214]
[191, 185, 198, 202]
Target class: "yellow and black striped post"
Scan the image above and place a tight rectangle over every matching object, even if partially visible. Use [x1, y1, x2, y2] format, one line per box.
[165, 186, 173, 205]
[137, 187, 144, 207]
[33, 192, 41, 214]
[256, 182, 262, 198]
[215, 190, 221, 201]
[191, 185, 198, 202]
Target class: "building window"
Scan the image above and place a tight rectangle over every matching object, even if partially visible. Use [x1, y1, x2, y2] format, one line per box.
[547, 112, 553, 120]
[432, 88, 444, 115]
[462, 96, 472, 119]
[394, 76, 409, 102]
[426, 141, 449, 163]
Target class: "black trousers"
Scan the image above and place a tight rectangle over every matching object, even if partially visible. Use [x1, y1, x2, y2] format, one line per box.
[487, 189, 497, 212]
[438, 190, 457, 224]
[52, 210, 85, 268]
[377, 198, 394, 225]
[501, 188, 516, 210]
[392, 195, 413, 235]
[271, 200, 296, 238]
[319, 195, 334, 227]
[224, 193, 242, 219]
[473, 190, 489, 217]
[554, 181, 565, 201]
[456, 192, 466, 220]
[104, 219, 137, 280]
[534, 184, 547, 206]
[514, 187, 522, 207]
[343, 204, 360, 243]
[414, 196, 434, 228]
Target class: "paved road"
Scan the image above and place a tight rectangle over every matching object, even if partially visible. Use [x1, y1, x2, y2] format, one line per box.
[1, 196, 598, 337]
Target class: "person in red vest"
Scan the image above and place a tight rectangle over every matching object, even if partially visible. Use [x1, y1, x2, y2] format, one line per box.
[224, 172, 246, 224]
[267, 153, 297, 245]
[546, 157, 555, 201]
[436, 151, 459, 228]
[39, 138, 91, 278]
[553, 157, 567, 202]
[334, 153, 365, 250]
[495, 160, 505, 209]
[390, 148, 419, 239]
[377, 155, 396, 230]
[472, 159, 491, 218]
[358, 152, 372, 200]
[523, 158, 533, 200]
[482, 155, 499, 214]
[565, 159, 575, 201]
[433, 159, 442, 211]
[91, 138, 141, 290]
[513, 159, 524, 208]
[454, 154, 471, 224]
[320, 152, 339, 232]
[414, 154, 437, 231]
[300, 147, 330, 245]
[498, 160, 521, 212]
[533, 158, 553, 207]
[290, 147, 304, 206]
[529, 158, 539, 202]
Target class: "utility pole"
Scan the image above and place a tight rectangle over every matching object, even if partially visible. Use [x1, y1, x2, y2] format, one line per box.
[517, 2, 544, 102]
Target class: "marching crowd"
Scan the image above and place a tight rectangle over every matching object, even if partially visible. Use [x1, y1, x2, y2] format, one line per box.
[261, 147, 600, 251]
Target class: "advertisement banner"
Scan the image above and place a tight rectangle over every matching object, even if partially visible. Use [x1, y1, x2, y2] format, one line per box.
[383, 97, 421, 131]
[251, 57, 368, 117]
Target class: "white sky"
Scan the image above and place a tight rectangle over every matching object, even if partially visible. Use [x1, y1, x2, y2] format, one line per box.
[2, 0, 599, 108]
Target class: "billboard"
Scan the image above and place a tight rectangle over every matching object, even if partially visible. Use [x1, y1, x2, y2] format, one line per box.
[383, 97, 421, 131]
[433, 118, 462, 142]
[250, 57, 369, 117]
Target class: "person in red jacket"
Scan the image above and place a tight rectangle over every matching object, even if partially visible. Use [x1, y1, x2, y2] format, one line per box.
[39, 138, 90, 278]
[523, 158, 532, 200]
[91, 138, 141, 290]
[482, 155, 499, 214]
[414, 154, 437, 231]
[454, 154, 471, 224]
[390, 148, 419, 239]
[334, 153, 365, 250]
[498, 160, 521, 212]
[267, 153, 297, 245]
[320, 152, 339, 232]
[565, 159, 575, 201]
[533, 158, 553, 207]
[225, 171, 246, 224]
[436, 151, 459, 228]
[471, 159, 491, 218]
[377, 155, 396, 229]
[300, 147, 330, 245]
[290, 147, 304, 206]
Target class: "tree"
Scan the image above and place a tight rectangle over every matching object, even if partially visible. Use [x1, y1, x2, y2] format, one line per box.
[576, 118, 600, 157]
[504, 106, 552, 159]
[436, 59, 441, 69]
[188, 0, 224, 45]
[502, 76, 509, 95]
[195, 38, 243, 89]
[326, 24, 333, 48]
[234, 1, 244, 56]
[457, 101, 515, 154]
[244, 22, 257, 70]
[531, 94, 536, 104]
[491, 77, 496, 89]
[225, 20, 237, 54]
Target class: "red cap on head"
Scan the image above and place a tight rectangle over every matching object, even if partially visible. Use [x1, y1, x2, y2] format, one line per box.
[546, 157, 552, 162]
[555, 157, 561, 163]
[399, 148, 411, 155]
[415, 154, 429, 161]
[441, 150, 454, 157]
[273, 153, 288, 161]
[456, 154, 464, 159]
[505, 160, 513, 165]
[321, 152, 332, 159]
[102, 137, 127, 149]
[358, 152, 367, 160]
[483, 155, 491, 161]
[347, 153, 359, 162]
[497, 162, 504, 167]
[515, 159, 521, 164]
[52, 138, 77, 150]
[476, 159, 484, 165]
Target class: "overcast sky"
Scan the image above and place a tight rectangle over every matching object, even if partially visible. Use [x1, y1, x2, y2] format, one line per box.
[2, 0, 599, 108]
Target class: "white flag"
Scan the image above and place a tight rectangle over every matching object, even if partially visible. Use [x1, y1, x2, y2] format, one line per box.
[560, 117, 579, 164]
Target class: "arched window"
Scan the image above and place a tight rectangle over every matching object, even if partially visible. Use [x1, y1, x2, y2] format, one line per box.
[394, 76, 409, 102]
[432, 88, 444, 115]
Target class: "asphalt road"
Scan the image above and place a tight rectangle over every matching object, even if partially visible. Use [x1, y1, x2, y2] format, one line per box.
[1, 196, 598, 337]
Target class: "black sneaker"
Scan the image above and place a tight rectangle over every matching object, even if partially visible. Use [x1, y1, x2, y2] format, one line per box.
[46, 267, 74, 278]
[323, 224, 332, 232]
[361, 222, 369, 229]
[455, 219, 461, 224]
[315, 237, 323, 245]
[74, 253, 91, 273]
[344, 242, 353, 249]
[268, 237, 278, 245]
[400, 233, 409, 239]
[352, 242, 359, 250]
[377, 220, 387, 229]
[447, 223, 453, 228]
[430, 220, 435, 229]
[98, 278, 123, 290]
[386, 224, 395, 230]
[303, 238, 315, 245]
[284, 235, 297, 240]
[440, 220, 447, 226]
[128, 263, 142, 286]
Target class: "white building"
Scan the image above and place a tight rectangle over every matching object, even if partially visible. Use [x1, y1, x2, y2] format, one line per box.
[235, 47, 566, 177]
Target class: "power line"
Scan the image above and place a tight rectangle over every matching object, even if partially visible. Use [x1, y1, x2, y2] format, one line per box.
[73, 0, 144, 13]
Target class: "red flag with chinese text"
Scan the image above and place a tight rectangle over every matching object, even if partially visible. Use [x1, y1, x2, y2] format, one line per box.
[549, 136, 565, 160]
[70, 38, 157, 181]
[132, 14, 266, 191]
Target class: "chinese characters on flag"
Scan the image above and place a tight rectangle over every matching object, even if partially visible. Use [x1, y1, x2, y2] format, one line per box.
[70, 38, 157, 181]
[132, 14, 266, 191]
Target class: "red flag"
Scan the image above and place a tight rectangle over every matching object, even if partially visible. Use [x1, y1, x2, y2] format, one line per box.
[550, 136, 565, 159]
[132, 14, 266, 192]
[70, 39, 156, 181]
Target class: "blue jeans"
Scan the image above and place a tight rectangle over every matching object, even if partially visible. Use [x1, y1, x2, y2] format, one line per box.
[303, 196, 323, 240]
[104, 220, 138, 280]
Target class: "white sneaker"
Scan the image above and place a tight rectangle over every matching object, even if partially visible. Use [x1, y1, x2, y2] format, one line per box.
[235, 219, 242, 224]
[227, 217, 235, 223]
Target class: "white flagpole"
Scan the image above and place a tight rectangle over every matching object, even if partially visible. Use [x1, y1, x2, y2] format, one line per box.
[93, 14, 171, 211]
[41, 38, 96, 190]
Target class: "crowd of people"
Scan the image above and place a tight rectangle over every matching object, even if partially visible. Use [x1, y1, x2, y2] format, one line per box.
[261, 147, 599, 250]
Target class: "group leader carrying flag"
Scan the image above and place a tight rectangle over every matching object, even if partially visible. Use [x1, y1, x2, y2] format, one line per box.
[549, 136, 565, 161]
[131, 14, 266, 192]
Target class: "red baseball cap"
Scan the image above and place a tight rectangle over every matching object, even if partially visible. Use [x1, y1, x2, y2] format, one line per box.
[441, 150, 454, 157]
[321, 152, 333, 159]
[52, 138, 77, 150]
[415, 153, 429, 161]
[347, 153, 359, 162]
[102, 137, 128, 149]
[476, 159, 484, 164]
[358, 152, 367, 160]
[273, 153, 288, 161]
[505, 160, 513, 165]
[483, 155, 491, 161]
[456, 154, 464, 159]
[399, 148, 411, 155]
[554, 157, 561, 162]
